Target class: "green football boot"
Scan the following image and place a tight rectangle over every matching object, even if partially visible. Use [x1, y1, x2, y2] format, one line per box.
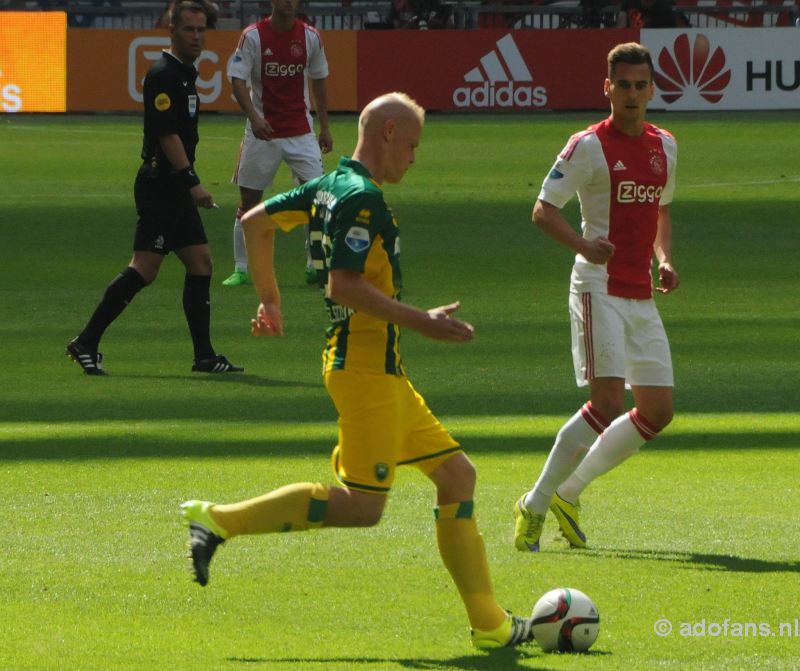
[181, 500, 228, 586]
[513, 496, 545, 552]
[472, 613, 535, 649]
[550, 492, 587, 548]
[221, 271, 251, 287]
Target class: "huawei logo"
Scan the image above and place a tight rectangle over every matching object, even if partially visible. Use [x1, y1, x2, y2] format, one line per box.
[654, 34, 731, 104]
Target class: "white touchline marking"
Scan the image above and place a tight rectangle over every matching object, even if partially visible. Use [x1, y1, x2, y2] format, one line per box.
[2, 125, 235, 142]
[684, 177, 800, 189]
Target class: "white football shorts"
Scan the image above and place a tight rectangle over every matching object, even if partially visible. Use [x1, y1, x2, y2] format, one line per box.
[569, 291, 674, 388]
[232, 130, 324, 191]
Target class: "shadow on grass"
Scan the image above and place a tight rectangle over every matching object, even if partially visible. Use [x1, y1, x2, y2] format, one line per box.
[558, 547, 800, 574]
[225, 648, 602, 669]
[0, 431, 795, 462]
[120, 373, 321, 389]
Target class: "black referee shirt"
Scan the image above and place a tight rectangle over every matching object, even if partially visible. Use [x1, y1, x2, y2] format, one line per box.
[141, 51, 200, 169]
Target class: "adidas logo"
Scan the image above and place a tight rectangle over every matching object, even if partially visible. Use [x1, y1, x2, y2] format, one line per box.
[613, 160, 627, 171]
[263, 48, 273, 56]
[452, 34, 547, 109]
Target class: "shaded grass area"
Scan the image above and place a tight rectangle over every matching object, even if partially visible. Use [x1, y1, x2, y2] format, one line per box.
[1, 413, 798, 461]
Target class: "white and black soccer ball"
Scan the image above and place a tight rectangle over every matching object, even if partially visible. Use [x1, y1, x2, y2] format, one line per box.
[531, 587, 600, 653]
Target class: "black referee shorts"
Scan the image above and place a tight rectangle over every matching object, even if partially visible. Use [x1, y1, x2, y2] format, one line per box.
[133, 164, 208, 255]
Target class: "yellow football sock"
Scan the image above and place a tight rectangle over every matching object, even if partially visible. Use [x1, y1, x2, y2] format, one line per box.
[435, 501, 507, 632]
[210, 482, 329, 538]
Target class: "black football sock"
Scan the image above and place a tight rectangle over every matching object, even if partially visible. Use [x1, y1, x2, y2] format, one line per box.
[79, 267, 146, 351]
[183, 273, 214, 361]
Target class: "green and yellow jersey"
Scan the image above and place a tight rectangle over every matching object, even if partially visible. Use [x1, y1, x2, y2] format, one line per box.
[265, 157, 404, 376]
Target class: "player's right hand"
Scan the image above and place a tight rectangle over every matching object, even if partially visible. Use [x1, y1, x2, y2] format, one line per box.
[419, 301, 475, 343]
[318, 128, 333, 154]
[252, 116, 274, 141]
[251, 302, 284, 337]
[582, 236, 615, 264]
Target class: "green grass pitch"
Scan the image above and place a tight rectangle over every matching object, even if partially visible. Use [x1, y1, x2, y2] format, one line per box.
[1, 110, 799, 670]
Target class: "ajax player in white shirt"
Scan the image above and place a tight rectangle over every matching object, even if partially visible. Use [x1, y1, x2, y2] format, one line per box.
[515, 42, 681, 552]
[223, 0, 332, 286]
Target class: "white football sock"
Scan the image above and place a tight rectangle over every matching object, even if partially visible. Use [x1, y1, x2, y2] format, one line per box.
[523, 403, 608, 515]
[557, 409, 658, 503]
[233, 216, 248, 273]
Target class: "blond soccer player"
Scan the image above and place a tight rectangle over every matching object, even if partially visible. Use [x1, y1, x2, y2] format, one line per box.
[182, 93, 535, 649]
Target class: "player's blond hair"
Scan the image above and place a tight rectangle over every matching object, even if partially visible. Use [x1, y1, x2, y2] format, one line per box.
[607, 42, 654, 80]
[359, 92, 425, 129]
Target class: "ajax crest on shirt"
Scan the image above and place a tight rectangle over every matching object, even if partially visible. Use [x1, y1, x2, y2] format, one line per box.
[344, 226, 370, 253]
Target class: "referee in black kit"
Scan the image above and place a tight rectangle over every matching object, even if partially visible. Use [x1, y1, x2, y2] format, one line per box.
[67, 0, 243, 376]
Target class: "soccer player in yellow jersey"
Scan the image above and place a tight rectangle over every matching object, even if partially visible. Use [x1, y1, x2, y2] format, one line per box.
[181, 92, 534, 649]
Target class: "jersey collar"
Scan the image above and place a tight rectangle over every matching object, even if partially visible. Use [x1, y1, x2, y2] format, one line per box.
[338, 156, 378, 183]
[163, 50, 198, 77]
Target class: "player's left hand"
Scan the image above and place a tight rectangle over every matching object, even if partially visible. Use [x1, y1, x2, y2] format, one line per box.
[421, 301, 475, 342]
[318, 128, 333, 154]
[656, 263, 680, 293]
[251, 302, 284, 336]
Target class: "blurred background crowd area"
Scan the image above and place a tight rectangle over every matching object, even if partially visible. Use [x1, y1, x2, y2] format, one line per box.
[2, 0, 798, 30]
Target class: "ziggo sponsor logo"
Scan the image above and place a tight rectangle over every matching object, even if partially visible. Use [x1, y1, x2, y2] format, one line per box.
[617, 181, 664, 204]
[265, 62, 305, 77]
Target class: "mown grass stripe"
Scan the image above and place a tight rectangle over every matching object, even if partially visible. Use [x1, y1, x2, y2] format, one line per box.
[1, 413, 797, 442]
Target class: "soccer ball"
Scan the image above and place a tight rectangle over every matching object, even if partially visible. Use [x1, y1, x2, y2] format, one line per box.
[531, 587, 600, 652]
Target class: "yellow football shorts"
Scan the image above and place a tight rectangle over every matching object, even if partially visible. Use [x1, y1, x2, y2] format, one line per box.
[324, 370, 462, 494]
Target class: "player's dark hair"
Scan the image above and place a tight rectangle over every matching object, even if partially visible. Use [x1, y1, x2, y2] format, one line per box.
[607, 42, 654, 80]
[171, 1, 218, 28]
